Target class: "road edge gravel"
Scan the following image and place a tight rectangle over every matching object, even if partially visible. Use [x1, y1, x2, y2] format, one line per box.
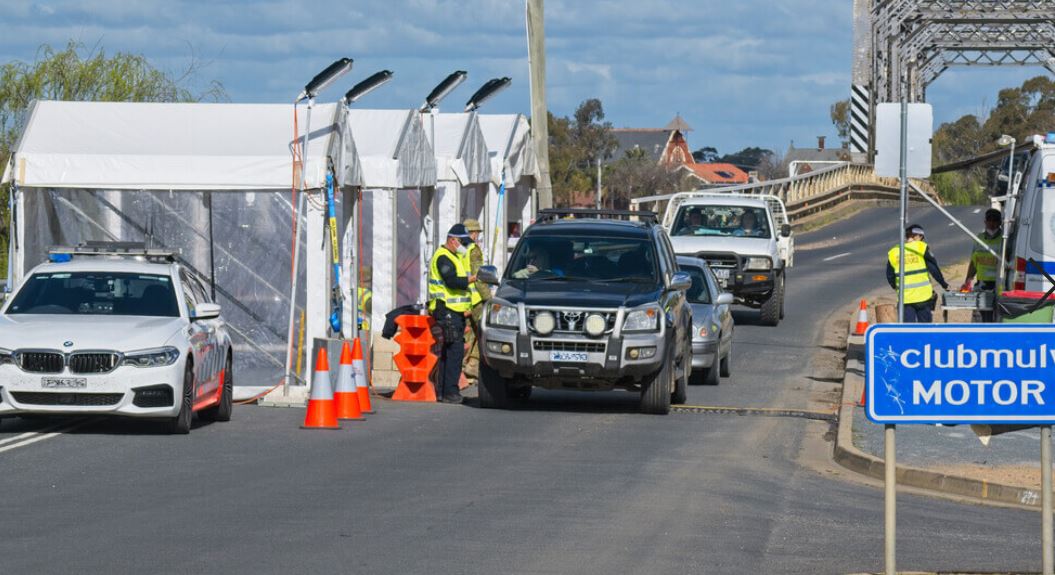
[833, 331, 1047, 510]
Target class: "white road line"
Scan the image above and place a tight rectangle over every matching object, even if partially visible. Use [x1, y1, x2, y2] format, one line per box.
[0, 418, 92, 454]
[823, 252, 852, 262]
[973, 208, 982, 214]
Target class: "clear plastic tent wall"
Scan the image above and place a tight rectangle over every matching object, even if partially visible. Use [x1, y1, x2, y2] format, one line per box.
[477, 114, 537, 272]
[5, 101, 356, 387]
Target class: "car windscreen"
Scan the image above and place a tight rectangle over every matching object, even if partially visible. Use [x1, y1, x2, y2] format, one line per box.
[506, 236, 659, 282]
[680, 266, 712, 304]
[6, 272, 180, 317]
[671, 205, 771, 238]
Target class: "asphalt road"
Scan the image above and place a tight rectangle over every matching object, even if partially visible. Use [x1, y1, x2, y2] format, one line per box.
[0, 204, 1045, 575]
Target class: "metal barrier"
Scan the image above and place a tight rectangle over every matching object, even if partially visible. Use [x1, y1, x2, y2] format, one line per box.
[631, 163, 936, 222]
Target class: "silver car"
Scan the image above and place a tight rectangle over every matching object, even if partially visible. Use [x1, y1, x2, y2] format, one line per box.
[676, 256, 734, 385]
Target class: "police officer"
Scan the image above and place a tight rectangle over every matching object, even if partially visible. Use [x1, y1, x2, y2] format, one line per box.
[357, 267, 373, 332]
[961, 208, 1002, 293]
[429, 224, 476, 403]
[462, 219, 490, 384]
[887, 224, 949, 323]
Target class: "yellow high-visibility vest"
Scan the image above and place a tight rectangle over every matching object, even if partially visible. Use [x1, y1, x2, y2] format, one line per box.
[429, 246, 472, 313]
[888, 240, 934, 304]
[357, 287, 372, 331]
[970, 232, 1002, 283]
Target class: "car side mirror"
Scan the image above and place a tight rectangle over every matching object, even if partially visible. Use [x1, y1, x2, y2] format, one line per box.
[478, 265, 500, 285]
[669, 271, 692, 291]
[780, 224, 792, 238]
[715, 293, 734, 306]
[192, 302, 221, 320]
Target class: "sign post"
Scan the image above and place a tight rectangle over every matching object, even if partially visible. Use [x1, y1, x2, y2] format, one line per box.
[867, 325, 1055, 574]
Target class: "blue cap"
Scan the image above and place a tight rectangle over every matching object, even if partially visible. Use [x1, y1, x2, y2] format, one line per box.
[447, 224, 470, 238]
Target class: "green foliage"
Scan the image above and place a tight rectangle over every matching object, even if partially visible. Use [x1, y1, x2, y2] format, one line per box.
[547, 98, 618, 206]
[719, 146, 774, 169]
[830, 99, 850, 143]
[692, 146, 719, 163]
[0, 41, 226, 275]
[932, 75, 1055, 205]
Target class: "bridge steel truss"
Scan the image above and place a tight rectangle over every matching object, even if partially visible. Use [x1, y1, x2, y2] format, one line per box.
[853, 0, 1055, 157]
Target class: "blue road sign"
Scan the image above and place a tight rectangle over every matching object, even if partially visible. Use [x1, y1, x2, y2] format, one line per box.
[867, 324, 1055, 424]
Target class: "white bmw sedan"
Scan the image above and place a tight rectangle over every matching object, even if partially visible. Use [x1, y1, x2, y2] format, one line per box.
[0, 248, 233, 434]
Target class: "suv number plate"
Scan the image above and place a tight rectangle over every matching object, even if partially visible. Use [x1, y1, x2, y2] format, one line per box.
[713, 268, 731, 280]
[551, 351, 588, 362]
[41, 377, 87, 389]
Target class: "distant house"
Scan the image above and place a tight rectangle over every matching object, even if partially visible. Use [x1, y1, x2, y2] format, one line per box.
[678, 162, 750, 186]
[785, 136, 851, 176]
[608, 114, 695, 167]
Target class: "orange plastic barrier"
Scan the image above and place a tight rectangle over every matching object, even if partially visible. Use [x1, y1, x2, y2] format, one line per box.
[391, 314, 438, 402]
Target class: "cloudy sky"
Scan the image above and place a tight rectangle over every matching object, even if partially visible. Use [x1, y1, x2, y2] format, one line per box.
[1, 0, 1042, 156]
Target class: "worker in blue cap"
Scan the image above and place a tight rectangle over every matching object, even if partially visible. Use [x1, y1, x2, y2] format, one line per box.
[427, 224, 477, 403]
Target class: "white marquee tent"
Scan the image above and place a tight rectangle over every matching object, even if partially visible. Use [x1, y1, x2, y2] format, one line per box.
[477, 113, 537, 272]
[429, 112, 491, 266]
[1, 99, 361, 387]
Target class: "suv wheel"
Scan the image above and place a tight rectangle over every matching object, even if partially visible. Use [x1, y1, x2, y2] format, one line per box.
[640, 350, 673, 415]
[478, 362, 510, 409]
[719, 343, 732, 378]
[778, 274, 786, 320]
[759, 273, 783, 326]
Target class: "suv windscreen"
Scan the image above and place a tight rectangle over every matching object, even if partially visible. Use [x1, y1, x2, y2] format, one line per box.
[671, 205, 771, 239]
[681, 267, 712, 304]
[507, 236, 659, 282]
[6, 272, 180, 317]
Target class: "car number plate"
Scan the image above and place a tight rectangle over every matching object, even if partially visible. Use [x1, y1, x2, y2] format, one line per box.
[713, 268, 731, 280]
[550, 351, 588, 362]
[41, 377, 87, 389]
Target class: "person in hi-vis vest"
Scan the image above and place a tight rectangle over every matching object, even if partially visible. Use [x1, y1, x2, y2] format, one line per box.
[886, 224, 949, 323]
[428, 224, 477, 403]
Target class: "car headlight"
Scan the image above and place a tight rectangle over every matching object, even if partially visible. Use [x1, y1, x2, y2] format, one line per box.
[744, 257, 772, 271]
[623, 307, 660, 332]
[532, 311, 555, 335]
[584, 313, 607, 337]
[122, 347, 181, 368]
[488, 303, 519, 329]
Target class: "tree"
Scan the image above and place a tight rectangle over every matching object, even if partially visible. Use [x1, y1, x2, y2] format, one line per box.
[830, 99, 850, 144]
[692, 146, 720, 163]
[0, 41, 225, 272]
[606, 148, 681, 208]
[547, 98, 618, 206]
[719, 147, 774, 170]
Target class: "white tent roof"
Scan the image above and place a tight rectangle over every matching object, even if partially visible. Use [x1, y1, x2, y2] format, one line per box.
[478, 113, 536, 187]
[344, 109, 436, 189]
[2, 100, 354, 190]
[431, 113, 491, 185]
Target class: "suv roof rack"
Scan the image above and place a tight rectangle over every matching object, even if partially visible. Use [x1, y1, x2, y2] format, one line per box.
[48, 242, 177, 263]
[536, 208, 658, 224]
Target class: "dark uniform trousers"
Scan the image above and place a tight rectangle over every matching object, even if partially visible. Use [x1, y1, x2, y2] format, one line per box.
[432, 305, 466, 399]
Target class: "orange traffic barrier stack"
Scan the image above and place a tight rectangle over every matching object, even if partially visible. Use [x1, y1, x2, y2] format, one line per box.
[391, 314, 438, 402]
[335, 341, 365, 421]
[352, 337, 375, 413]
[302, 347, 341, 430]
[854, 299, 869, 335]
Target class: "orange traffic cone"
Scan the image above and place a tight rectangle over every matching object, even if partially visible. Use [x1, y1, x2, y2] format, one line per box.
[352, 337, 375, 414]
[858, 383, 866, 408]
[854, 299, 869, 335]
[302, 347, 341, 430]
[335, 341, 364, 421]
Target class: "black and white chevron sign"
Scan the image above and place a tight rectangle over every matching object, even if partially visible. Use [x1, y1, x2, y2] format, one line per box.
[850, 84, 870, 154]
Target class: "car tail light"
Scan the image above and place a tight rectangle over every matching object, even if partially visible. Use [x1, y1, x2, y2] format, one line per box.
[1014, 257, 1027, 291]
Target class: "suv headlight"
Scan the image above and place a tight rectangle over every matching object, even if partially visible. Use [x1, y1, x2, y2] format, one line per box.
[122, 347, 181, 368]
[744, 257, 772, 271]
[488, 303, 519, 329]
[623, 306, 660, 332]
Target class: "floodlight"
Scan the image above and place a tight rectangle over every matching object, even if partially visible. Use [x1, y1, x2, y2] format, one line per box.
[344, 70, 394, 105]
[997, 134, 1016, 147]
[298, 57, 353, 101]
[421, 71, 467, 112]
[464, 77, 512, 112]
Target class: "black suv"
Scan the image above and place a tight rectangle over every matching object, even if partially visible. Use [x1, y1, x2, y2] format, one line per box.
[477, 209, 694, 414]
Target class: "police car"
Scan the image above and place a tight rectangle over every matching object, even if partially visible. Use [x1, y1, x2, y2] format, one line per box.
[0, 244, 233, 433]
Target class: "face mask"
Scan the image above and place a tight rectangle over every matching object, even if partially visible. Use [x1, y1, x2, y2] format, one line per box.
[455, 244, 468, 255]
[985, 225, 1000, 235]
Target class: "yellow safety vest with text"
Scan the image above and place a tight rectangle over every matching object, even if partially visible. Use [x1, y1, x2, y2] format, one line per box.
[429, 247, 472, 313]
[465, 243, 483, 306]
[888, 240, 933, 305]
[970, 232, 1001, 283]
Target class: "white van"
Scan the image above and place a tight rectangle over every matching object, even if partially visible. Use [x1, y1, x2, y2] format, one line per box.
[1004, 134, 1055, 294]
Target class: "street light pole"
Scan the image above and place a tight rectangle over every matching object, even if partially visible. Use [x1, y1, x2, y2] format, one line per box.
[596, 158, 602, 209]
